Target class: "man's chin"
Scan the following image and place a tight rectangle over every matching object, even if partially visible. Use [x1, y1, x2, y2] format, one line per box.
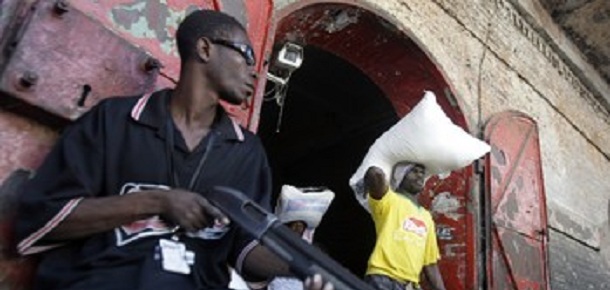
[407, 186, 423, 194]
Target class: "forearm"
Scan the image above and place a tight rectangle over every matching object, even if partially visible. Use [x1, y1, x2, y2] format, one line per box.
[242, 244, 291, 281]
[423, 264, 446, 290]
[44, 191, 164, 241]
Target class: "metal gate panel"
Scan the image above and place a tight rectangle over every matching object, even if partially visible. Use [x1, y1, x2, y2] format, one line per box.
[66, 0, 216, 82]
[485, 111, 550, 290]
[0, 0, 158, 120]
[0, 110, 57, 290]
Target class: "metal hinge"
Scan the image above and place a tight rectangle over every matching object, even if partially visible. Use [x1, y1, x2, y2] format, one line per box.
[475, 159, 485, 175]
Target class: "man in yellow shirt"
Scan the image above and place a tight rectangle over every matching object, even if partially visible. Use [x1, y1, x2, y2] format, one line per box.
[363, 162, 446, 290]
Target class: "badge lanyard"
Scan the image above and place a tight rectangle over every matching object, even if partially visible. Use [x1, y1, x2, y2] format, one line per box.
[165, 118, 216, 190]
[164, 117, 216, 238]
[159, 115, 216, 275]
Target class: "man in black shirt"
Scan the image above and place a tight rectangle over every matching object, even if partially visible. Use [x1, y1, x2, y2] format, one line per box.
[16, 9, 332, 290]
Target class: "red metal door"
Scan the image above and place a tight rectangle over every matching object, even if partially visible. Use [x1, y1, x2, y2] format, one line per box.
[484, 111, 550, 290]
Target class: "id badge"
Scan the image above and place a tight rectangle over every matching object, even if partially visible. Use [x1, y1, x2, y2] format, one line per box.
[159, 239, 194, 274]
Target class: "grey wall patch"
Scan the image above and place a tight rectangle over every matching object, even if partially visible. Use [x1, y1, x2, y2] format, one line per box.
[431, 191, 463, 221]
[220, 0, 248, 29]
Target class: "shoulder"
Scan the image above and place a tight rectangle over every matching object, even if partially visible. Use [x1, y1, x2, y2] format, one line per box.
[241, 128, 264, 147]
[74, 95, 140, 123]
[62, 95, 139, 136]
[421, 207, 436, 225]
[94, 95, 141, 115]
[228, 120, 266, 153]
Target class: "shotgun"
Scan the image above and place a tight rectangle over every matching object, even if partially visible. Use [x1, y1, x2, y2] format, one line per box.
[208, 186, 376, 290]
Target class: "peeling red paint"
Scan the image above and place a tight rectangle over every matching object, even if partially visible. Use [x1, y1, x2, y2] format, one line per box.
[0, 111, 57, 183]
[67, 0, 216, 81]
[485, 111, 550, 289]
[0, 111, 56, 289]
[0, 0, 159, 120]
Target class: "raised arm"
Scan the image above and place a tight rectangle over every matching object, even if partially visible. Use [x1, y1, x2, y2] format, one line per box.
[363, 166, 389, 200]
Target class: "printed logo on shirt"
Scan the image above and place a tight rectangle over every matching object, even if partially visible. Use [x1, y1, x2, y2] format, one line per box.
[114, 183, 230, 246]
[402, 217, 427, 237]
[114, 183, 174, 246]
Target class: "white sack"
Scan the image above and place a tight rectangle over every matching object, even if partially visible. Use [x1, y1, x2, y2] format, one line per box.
[349, 91, 490, 209]
[275, 185, 335, 229]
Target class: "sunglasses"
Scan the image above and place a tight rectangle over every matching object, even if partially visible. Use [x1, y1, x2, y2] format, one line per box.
[209, 38, 256, 66]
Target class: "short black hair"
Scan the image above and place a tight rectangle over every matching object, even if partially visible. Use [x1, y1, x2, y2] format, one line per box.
[176, 10, 245, 62]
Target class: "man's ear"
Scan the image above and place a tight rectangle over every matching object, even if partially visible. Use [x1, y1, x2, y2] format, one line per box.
[196, 37, 212, 63]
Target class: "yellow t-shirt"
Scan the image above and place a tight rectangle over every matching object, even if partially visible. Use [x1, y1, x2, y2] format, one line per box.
[366, 189, 440, 284]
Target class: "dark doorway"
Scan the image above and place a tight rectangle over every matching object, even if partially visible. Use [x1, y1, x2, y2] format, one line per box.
[258, 45, 398, 276]
[259, 4, 477, 287]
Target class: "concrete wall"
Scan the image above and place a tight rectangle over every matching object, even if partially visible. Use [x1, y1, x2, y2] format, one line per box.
[273, 0, 610, 288]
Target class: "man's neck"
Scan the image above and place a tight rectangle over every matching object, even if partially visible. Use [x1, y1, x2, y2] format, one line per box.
[168, 66, 220, 151]
[170, 89, 216, 129]
[397, 189, 421, 206]
[170, 66, 218, 130]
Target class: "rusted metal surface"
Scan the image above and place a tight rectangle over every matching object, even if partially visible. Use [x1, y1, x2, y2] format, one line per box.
[66, 0, 214, 82]
[0, 170, 37, 290]
[0, 0, 22, 45]
[0, 0, 159, 121]
[62, 0, 273, 128]
[485, 111, 550, 289]
[272, 4, 476, 289]
[0, 0, 33, 70]
[0, 111, 57, 184]
[0, 110, 57, 290]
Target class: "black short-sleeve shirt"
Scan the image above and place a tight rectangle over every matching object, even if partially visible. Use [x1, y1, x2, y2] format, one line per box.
[15, 89, 272, 290]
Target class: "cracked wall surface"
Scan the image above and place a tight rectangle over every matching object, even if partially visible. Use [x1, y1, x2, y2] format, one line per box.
[540, 0, 610, 85]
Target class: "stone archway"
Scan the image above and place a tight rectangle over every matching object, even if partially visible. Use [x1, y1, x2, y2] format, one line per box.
[259, 2, 477, 288]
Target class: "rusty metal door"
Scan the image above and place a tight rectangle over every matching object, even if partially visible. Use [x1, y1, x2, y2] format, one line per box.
[484, 111, 550, 290]
[0, 0, 160, 121]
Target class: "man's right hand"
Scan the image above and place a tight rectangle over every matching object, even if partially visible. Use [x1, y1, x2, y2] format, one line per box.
[42, 189, 229, 241]
[154, 189, 229, 232]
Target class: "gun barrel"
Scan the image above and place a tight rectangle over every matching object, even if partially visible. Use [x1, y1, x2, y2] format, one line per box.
[209, 186, 375, 290]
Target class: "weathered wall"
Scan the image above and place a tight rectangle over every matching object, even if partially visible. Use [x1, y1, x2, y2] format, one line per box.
[548, 229, 610, 289]
[273, 0, 610, 288]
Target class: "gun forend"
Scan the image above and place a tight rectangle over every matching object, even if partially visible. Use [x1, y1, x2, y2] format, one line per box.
[208, 186, 376, 290]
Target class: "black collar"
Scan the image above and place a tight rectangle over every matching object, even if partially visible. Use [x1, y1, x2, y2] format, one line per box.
[130, 88, 245, 142]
